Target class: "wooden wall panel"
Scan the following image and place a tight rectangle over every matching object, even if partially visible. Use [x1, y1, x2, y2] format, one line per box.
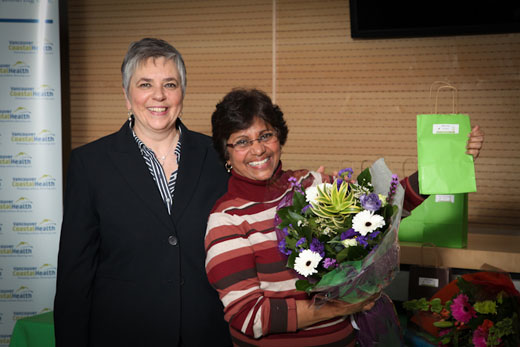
[68, 0, 520, 232]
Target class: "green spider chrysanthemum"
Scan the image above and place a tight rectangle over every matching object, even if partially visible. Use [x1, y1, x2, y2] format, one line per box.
[308, 180, 362, 228]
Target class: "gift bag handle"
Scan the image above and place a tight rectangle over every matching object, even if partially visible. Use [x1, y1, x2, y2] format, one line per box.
[401, 157, 417, 181]
[420, 242, 443, 268]
[429, 81, 458, 114]
[360, 159, 372, 172]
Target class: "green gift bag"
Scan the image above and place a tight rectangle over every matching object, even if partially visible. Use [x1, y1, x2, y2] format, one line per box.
[399, 193, 468, 249]
[417, 113, 476, 194]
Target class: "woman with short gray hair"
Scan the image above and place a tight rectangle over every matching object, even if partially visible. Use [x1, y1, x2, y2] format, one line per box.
[54, 38, 231, 347]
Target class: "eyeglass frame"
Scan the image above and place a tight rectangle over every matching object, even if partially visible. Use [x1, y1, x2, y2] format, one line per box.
[226, 131, 278, 150]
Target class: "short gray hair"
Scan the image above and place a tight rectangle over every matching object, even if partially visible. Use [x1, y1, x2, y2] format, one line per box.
[121, 38, 187, 98]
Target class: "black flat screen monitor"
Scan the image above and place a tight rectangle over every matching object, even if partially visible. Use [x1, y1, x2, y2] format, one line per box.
[349, 1, 520, 39]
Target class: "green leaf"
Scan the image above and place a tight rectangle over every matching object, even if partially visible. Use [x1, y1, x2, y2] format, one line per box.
[295, 279, 313, 292]
[356, 168, 372, 188]
[336, 248, 350, 263]
[287, 251, 297, 268]
[288, 210, 305, 222]
[474, 300, 497, 315]
[430, 298, 443, 313]
[293, 191, 307, 210]
[433, 321, 454, 328]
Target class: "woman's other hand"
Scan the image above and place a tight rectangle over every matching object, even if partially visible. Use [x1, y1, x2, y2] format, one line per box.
[467, 125, 484, 160]
[296, 292, 380, 329]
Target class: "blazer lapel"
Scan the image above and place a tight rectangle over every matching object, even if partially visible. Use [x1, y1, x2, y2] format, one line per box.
[171, 122, 207, 225]
[108, 122, 174, 230]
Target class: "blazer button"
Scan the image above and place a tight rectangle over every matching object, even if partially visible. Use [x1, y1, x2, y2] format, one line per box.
[168, 235, 178, 246]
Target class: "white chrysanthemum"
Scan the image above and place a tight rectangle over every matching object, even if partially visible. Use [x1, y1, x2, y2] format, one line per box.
[341, 238, 358, 248]
[305, 183, 332, 204]
[352, 210, 385, 236]
[293, 249, 322, 277]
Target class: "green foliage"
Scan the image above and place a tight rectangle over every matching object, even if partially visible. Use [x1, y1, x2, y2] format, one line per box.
[356, 168, 372, 187]
[474, 300, 497, 315]
[403, 278, 520, 347]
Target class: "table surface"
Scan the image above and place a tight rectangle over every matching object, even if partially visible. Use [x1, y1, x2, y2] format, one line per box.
[400, 232, 520, 273]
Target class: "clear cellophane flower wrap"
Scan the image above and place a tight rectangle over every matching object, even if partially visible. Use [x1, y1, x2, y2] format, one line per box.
[311, 158, 404, 305]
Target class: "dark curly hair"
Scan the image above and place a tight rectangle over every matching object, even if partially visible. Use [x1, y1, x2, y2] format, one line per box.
[211, 88, 289, 162]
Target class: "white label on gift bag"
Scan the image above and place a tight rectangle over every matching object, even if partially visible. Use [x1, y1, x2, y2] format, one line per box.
[435, 195, 455, 203]
[419, 277, 440, 288]
[433, 124, 459, 134]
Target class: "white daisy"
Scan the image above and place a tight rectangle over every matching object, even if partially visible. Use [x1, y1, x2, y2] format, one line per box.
[352, 210, 385, 236]
[305, 183, 332, 204]
[293, 249, 322, 277]
[341, 238, 358, 248]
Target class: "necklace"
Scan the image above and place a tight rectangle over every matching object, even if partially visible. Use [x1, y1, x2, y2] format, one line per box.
[157, 132, 178, 165]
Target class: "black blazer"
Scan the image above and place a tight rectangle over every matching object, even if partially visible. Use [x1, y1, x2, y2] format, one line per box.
[54, 120, 231, 347]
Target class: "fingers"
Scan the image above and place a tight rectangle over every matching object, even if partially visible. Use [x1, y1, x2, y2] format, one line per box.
[316, 166, 325, 174]
[466, 125, 484, 160]
[361, 301, 376, 312]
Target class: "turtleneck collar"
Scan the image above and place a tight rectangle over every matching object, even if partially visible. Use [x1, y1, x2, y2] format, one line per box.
[228, 162, 289, 202]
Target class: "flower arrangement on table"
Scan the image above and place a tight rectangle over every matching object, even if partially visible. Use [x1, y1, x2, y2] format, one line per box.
[403, 273, 520, 347]
[275, 158, 404, 304]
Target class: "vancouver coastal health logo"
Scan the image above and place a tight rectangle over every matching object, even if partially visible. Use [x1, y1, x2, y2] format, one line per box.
[0, 152, 32, 167]
[12, 219, 57, 234]
[11, 129, 56, 145]
[10, 84, 55, 99]
[0, 61, 30, 77]
[0, 107, 32, 122]
[0, 241, 33, 257]
[0, 197, 33, 212]
[12, 264, 57, 279]
[0, 286, 34, 302]
[12, 174, 56, 190]
[8, 39, 54, 54]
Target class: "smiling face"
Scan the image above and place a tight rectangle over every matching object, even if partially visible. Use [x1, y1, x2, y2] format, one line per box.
[124, 56, 183, 139]
[227, 117, 281, 181]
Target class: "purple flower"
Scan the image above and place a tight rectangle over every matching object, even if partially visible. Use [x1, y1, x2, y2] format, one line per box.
[338, 168, 353, 179]
[360, 193, 381, 211]
[340, 228, 357, 240]
[288, 176, 303, 193]
[301, 204, 312, 214]
[278, 239, 291, 256]
[274, 213, 282, 226]
[323, 258, 337, 269]
[356, 235, 369, 248]
[277, 191, 294, 210]
[368, 230, 380, 239]
[295, 237, 306, 252]
[387, 174, 399, 204]
[310, 238, 325, 257]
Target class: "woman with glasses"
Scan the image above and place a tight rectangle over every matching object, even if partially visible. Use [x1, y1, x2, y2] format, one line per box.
[205, 88, 380, 346]
[205, 88, 484, 346]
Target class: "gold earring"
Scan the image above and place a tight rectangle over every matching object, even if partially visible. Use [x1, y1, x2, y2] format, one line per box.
[225, 162, 232, 173]
[127, 110, 133, 122]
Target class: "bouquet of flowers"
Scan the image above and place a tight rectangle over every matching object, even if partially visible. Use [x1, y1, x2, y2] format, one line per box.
[275, 158, 404, 304]
[403, 272, 520, 347]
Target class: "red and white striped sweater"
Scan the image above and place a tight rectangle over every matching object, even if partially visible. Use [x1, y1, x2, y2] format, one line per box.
[205, 166, 356, 346]
[205, 164, 423, 346]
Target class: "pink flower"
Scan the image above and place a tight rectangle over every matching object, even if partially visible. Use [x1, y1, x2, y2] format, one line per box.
[450, 294, 477, 323]
[472, 327, 488, 347]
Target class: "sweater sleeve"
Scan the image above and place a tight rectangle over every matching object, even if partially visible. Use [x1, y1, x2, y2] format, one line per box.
[205, 211, 298, 339]
[400, 175, 425, 213]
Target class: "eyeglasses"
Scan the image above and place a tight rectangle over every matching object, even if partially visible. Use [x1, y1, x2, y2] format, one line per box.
[226, 132, 277, 151]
